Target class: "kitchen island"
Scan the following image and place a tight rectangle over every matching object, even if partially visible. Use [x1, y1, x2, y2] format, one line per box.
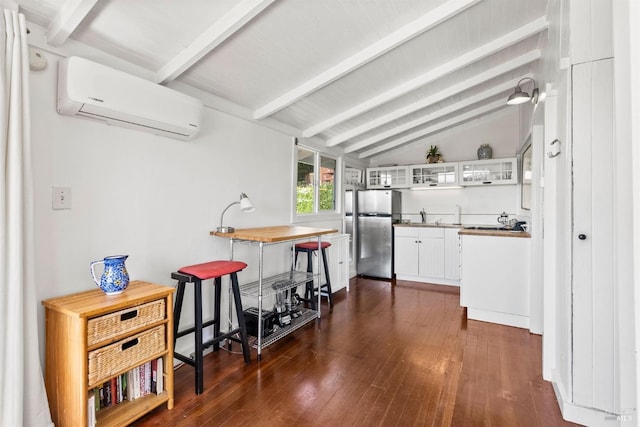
[459, 228, 531, 329]
[211, 225, 337, 359]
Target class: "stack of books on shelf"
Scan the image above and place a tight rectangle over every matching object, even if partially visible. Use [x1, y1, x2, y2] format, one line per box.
[87, 357, 164, 426]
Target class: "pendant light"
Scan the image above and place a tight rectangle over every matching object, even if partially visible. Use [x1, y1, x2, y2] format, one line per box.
[507, 77, 539, 105]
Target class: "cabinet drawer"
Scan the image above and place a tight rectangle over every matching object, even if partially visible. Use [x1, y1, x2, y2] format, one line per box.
[87, 299, 165, 347]
[394, 227, 418, 237]
[419, 227, 444, 238]
[88, 325, 165, 387]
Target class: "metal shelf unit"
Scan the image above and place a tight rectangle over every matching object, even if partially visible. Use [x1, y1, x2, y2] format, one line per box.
[211, 226, 337, 359]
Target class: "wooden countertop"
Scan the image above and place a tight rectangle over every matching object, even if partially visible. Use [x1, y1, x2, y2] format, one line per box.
[210, 225, 338, 243]
[394, 223, 462, 229]
[458, 229, 531, 238]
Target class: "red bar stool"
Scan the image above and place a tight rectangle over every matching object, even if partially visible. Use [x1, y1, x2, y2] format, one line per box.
[171, 260, 251, 394]
[294, 241, 333, 310]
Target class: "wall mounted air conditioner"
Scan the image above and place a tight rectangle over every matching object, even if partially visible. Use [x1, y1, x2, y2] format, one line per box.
[57, 56, 203, 141]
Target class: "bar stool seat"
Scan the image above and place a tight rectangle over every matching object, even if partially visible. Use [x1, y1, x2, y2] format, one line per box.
[171, 260, 251, 394]
[294, 241, 333, 310]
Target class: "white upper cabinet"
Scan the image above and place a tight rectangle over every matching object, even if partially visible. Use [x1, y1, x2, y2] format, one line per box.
[409, 163, 459, 188]
[459, 158, 517, 186]
[366, 166, 410, 189]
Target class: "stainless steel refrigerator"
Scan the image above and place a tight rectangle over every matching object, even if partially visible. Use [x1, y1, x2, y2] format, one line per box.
[357, 189, 401, 279]
[345, 189, 355, 263]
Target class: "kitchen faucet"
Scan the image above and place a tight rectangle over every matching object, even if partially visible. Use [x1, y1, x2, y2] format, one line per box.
[419, 208, 426, 224]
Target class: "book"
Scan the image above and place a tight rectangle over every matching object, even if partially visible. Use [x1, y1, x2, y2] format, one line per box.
[144, 361, 151, 395]
[110, 377, 117, 406]
[121, 373, 128, 401]
[151, 358, 157, 394]
[156, 357, 164, 394]
[87, 391, 96, 427]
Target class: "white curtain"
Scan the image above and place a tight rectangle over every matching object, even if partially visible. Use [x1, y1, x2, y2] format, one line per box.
[0, 8, 53, 427]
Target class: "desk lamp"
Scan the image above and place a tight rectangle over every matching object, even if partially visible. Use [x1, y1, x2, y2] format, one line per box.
[217, 193, 255, 233]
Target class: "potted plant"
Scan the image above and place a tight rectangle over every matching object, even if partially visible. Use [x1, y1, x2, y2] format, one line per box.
[426, 145, 442, 163]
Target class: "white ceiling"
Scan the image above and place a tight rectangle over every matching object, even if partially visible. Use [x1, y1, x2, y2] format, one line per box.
[17, 0, 548, 159]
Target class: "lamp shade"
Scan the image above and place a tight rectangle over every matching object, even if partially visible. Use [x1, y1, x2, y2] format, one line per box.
[507, 86, 531, 105]
[239, 193, 255, 212]
[506, 77, 537, 105]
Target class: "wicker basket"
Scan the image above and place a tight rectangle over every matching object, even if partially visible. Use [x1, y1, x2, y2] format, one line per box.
[87, 299, 165, 347]
[88, 325, 165, 387]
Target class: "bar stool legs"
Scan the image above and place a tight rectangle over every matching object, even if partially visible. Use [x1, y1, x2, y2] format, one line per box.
[293, 242, 333, 311]
[171, 260, 251, 395]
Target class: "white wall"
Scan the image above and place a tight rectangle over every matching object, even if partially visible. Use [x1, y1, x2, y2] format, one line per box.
[369, 107, 523, 226]
[399, 185, 519, 226]
[368, 107, 521, 165]
[30, 52, 341, 361]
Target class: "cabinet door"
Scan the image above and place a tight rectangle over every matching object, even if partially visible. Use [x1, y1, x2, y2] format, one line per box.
[394, 235, 419, 275]
[459, 158, 517, 185]
[337, 235, 349, 291]
[418, 238, 444, 278]
[319, 234, 350, 293]
[572, 59, 615, 412]
[410, 163, 458, 188]
[327, 234, 349, 292]
[366, 166, 409, 188]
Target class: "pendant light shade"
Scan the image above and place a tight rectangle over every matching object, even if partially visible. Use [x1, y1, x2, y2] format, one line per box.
[507, 77, 538, 105]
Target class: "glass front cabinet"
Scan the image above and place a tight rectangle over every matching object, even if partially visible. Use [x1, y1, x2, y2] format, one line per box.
[410, 163, 459, 188]
[459, 158, 517, 186]
[366, 166, 410, 189]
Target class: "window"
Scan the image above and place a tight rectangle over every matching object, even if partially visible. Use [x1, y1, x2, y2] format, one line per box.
[295, 145, 337, 216]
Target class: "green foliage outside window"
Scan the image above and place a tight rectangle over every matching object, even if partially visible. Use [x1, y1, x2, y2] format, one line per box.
[296, 183, 334, 213]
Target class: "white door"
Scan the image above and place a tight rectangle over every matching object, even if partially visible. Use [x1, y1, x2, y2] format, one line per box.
[572, 59, 615, 411]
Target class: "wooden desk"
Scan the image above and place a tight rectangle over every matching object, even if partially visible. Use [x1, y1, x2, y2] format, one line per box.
[211, 225, 337, 242]
[211, 225, 337, 358]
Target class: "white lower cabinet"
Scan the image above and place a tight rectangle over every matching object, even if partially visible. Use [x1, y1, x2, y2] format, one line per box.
[394, 226, 460, 286]
[460, 233, 530, 329]
[297, 234, 350, 293]
[325, 233, 349, 293]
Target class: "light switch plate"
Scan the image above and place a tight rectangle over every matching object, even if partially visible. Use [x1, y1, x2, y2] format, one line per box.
[52, 187, 71, 210]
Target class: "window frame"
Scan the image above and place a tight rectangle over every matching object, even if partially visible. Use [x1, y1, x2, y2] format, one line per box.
[292, 142, 342, 222]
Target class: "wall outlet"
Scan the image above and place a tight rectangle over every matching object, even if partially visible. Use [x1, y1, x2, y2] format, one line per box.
[52, 187, 71, 210]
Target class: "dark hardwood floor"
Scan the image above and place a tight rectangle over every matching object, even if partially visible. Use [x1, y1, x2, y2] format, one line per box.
[133, 278, 579, 427]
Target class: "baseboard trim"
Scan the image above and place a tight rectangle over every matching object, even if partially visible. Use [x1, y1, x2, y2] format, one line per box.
[395, 274, 459, 286]
[552, 378, 624, 426]
[466, 307, 529, 329]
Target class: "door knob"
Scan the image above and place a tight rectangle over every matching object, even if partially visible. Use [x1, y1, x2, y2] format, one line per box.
[578, 234, 587, 240]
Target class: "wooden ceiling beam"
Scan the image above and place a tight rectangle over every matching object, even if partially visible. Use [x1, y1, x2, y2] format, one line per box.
[304, 16, 548, 138]
[345, 75, 531, 154]
[327, 50, 540, 147]
[358, 99, 508, 158]
[46, 0, 98, 47]
[252, 0, 481, 120]
[156, 0, 276, 83]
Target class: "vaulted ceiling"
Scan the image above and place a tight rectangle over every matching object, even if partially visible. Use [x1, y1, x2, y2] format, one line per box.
[17, 0, 548, 160]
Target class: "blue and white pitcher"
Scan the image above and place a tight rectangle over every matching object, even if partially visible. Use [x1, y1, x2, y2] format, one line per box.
[90, 255, 129, 295]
